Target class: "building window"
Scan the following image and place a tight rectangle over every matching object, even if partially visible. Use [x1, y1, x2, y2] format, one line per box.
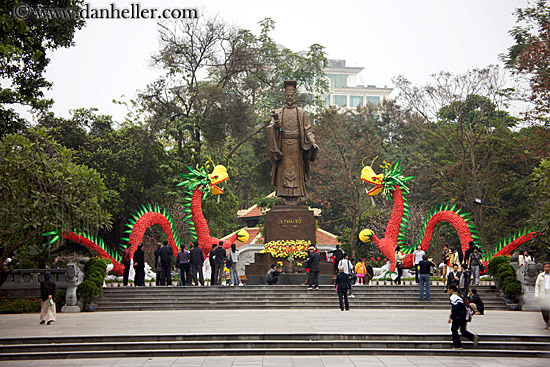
[328, 74, 348, 88]
[325, 96, 331, 106]
[334, 95, 347, 107]
[350, 96, 363, 108]
[366, 96, 380, 105]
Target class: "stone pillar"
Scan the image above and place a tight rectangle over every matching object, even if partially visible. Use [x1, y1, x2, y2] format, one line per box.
[520, 261, 543, 311]
[61, 262, 81, 313]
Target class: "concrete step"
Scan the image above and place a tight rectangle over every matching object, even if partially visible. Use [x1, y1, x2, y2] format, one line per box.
[0, 334, 547, 360]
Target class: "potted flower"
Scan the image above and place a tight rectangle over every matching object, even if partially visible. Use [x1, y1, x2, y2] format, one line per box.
[240, 275, 247, 286]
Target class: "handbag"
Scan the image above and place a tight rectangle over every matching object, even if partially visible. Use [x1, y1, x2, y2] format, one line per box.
[479, 262, 486, 272]
[225, 255, 233, 268]
[396, 262, 403, 269]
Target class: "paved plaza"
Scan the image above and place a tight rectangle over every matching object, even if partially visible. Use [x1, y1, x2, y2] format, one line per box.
[1, 309, 549, 366]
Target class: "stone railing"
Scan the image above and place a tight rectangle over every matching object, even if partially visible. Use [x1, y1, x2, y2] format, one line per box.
[509, 254, 544, 311]
[0, 269, 68, 298]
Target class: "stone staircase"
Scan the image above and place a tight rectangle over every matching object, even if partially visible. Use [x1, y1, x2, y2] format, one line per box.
[95, 285, 509, 311]
[1, 333, 548, 360]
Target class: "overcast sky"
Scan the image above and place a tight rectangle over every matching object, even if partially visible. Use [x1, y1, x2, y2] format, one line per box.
[39, 0, 530, 123]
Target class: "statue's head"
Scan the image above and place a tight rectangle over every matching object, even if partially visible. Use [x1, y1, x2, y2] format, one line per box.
[284, 80, 297, 107]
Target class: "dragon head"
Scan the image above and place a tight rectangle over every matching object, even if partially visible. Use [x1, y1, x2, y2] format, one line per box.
[361, 158, 413, 197]
[208, 165, 228, 195]
[361, 166, 384, 196]
[178, 163, 229, 198]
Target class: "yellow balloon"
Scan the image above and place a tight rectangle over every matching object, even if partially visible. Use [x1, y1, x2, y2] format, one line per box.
[236, 229, 249, 243]
[359, 229, 374, 243]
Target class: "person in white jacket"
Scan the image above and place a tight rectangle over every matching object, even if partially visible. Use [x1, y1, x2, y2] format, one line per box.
[534, 262, 550, 329]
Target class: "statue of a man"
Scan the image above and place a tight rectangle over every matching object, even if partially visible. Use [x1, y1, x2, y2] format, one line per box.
[267, 80, 319, 205]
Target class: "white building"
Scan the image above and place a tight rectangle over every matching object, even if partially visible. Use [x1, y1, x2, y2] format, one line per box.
[323, 59, 392, 109]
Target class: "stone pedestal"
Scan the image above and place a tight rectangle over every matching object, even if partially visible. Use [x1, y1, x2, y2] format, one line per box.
[264, 205, 316, 245]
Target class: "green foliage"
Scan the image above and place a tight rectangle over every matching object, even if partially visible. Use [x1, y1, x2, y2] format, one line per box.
[488, 256, 511, 276]
[55, 289, 66, 312]
[503, 280, 523, 298]
[0, 128, 112, 286]
[77, 257, 108, 305]
[0, 0, 86, 136]
[0, 297, 41, 314]
[28, 242, 60, 269]
[529, 156, 550, 261]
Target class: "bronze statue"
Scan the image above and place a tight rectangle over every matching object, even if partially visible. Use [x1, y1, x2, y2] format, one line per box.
[267, 80, 319, 205]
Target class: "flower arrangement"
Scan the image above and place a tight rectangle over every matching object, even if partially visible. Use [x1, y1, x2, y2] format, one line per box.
[260, 240, 311, 261]
[277, 261, 283, 267]
[296, 261, 303, 267]
[366, 256, 388, 268]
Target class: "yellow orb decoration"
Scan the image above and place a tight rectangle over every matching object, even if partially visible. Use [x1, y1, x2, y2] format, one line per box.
[359, 229, 374, 243]
[236, 229, 249, 243]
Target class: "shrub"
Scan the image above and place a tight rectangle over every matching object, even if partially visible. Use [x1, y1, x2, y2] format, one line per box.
[488, 256, 510, 275]
[55, 289, 66, 312]
[497, 263, 514, 274]
[498, 269, 516, 283]
[77, 279, 100, 306]
[0, 297, 41, 314]
[503, 280, 522, 299]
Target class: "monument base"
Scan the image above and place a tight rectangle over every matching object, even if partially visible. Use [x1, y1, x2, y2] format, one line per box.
[247, 274, 335, 285]
[61, 305, 81, 313]
[264, 205, 316, 245]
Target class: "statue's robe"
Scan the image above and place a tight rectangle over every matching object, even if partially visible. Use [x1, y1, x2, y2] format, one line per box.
[267, 106, 318, 199]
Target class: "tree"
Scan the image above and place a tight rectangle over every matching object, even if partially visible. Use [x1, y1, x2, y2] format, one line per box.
[394, 67, 517, 244]
[309, 106, 383, 259]
[0, 0, 85, 136]
[530, 155, 550, 261]
[0, 128, 112, 286]
[503, 0, 550, 125]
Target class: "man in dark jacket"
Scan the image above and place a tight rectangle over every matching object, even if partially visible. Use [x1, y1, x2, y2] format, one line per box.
[154, 244, 162, 286]
[160, 240, 174, 286]
[214, 241, 226, 286]
[190, 242, 204, 286]
[121, 246, 131, 286]
[365, 263, 374, 285]
[266, 264, 282, 285]
[335, 266, 350, 311]
[209, 243, 217, 285]
[328, 245, 344, 274]
[133, 243, 145, 286]
[446, 264, 461, 292]
[305, 246, 320, 290]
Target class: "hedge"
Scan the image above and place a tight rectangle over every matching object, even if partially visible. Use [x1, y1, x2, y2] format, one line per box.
[488, 255, 522, 299]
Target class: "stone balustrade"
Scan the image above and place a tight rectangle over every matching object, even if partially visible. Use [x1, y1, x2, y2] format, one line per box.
[0, 269, 68, 298]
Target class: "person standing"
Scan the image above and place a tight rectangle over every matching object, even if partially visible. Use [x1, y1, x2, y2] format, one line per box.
[154, 243, 162, 286]
[190, 242, 205, 286]
[395, 246, 406, 285]
[338, 253, 355, 297]
[133, 243, 145, 287]
[209, 243, 218, 286]
[446, 264, 461, 292]
[459, 264, 471, 299]
[177, 245, 191, 286]
[468, 247, 482, 286]
[413, 244, 425, 284]
[51, 257, 59, 269]
[121, 246, 131, 286]
[464, 241, 475, 265]
[354, 258, 367, 285]
[448, 284, 478, 349]
[534, 261, 550, 329]
[266, 264, 282, 285]
[305, 246, 320, 290]
[227, 243, 242, 286]
[39, 272, 56, 325]
[442, 244, 450, 282]
[214, 241, 227, 286]
[418, 255, 435, 301]
[160, 240, 174, 286]
[335, 266, 350, 311]
[327, 245, 344, 274]
[365, 262, 374, 285]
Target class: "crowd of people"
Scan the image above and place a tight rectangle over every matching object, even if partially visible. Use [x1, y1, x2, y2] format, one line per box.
[120, 240, 244, 287]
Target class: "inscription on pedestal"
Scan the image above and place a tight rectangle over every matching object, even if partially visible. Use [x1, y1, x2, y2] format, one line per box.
[264, 206, 316, 245]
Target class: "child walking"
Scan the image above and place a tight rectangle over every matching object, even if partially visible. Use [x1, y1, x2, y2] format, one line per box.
[354, 258, 367, 285]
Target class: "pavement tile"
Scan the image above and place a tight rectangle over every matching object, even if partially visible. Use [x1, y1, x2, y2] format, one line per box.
[493, 357, 540, 366]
